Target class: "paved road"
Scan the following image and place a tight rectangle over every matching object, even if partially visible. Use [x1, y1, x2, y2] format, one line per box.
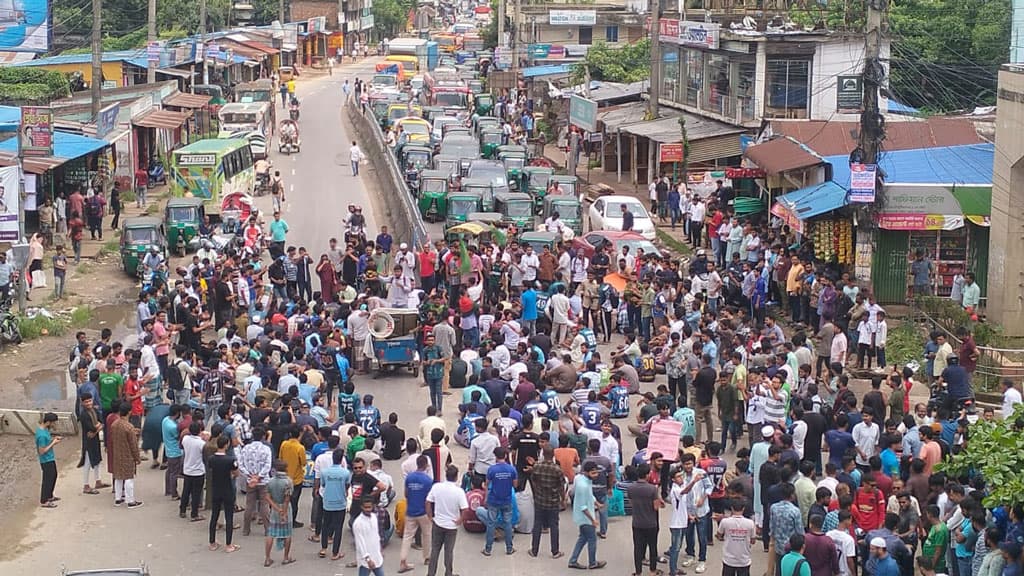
[0, 61, 757, 576]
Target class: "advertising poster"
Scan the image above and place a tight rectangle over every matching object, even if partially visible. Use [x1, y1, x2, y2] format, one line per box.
[19, 106, 53, 157]
[0, 165, 20, 241]
[0, 0, 49, 52]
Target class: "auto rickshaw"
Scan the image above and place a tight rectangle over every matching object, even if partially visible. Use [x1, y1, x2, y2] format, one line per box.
[445, 220, 500, 248]
[520, 166, 555, 211]
[422, 106, 445, 124]
[543, 194, 583, 236]
[468, 79, 485, 96]
[499, 151, 527, 187]
[418, 170, 450, 222]
[164, 197, 206, 256]
[279, 119, 300, 154]
[467, 212, 504, 225]
[474, 93, 494, 116]
[445, 190, 484, 228]
[496, 144, 529, 157]
[479, 129, 504, 159]
[278, 66, 297, 82]
[549, 174, 579, 198]
[120, 217, 166, 278]
[518, 230, 560, 254]
[461, 177, 495, 211]
[474, 116, 500, 135]
[370, 91, 404, 124]
[401, 144, 433, 195]
[494, 191, 534, 230]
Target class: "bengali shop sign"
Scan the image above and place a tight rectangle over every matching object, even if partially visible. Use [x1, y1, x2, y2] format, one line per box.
[876, 213, 964, 231]
[659, 142, 684, 163]
[659, 18, 680, 44]
[19, 106, 53, 157]
[848, 163, 877, 203]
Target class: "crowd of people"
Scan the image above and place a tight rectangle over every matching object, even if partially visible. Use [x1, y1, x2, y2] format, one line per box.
[32, 171, 1024, 576]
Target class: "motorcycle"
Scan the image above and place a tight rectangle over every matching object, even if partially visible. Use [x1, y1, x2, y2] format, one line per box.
[147, 158, 167, 188]
[0, 295, 22, 350]
[289, 102, 300, 122]
[927, 383, 979, 424]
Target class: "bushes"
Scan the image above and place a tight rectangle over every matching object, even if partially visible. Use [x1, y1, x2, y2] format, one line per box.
[0, 68, 72, 104]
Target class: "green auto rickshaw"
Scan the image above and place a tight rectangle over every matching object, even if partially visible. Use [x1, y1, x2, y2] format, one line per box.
[519, 230, 560, 253]
[494, 191, 534, 230]
[401, 144, 433, 172]
[445, 190, 484, 228]
[418, 169, 450, 222]
[474, 115, 500, 135]
[500, 152, 527, 188]
[549, 174, 580, 198]
[474, 93, 494, 116]
[479, 129, 504, 159]
[496, 144, 529, 158]
[543, 194, 583, 236]
[521, 166, 555, 210]
[165, 197, 206, 256]
[461, 177, 496, 211]
[120, 216, 166, 277]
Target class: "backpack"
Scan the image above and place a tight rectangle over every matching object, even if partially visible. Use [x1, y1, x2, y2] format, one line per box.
[166, 361, 185, 391]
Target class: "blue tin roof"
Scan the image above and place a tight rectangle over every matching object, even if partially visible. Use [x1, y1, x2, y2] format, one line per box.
[775, 181, 850, 220]
[826, 143, 994, 186]
[0, 129, 109, 159]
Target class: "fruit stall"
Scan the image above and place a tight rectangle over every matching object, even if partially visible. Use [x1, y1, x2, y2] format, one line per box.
[807, 218, 854, 265]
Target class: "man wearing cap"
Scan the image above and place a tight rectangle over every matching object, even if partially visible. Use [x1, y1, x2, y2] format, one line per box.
[749, 424, 774, 533]
[396, 242, 415, 278]
[869, 536, 900, 576]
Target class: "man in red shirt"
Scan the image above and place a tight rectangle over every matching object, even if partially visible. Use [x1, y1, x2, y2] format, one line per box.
[67, 211, 85, 264]
[708, 205, 724, 268]
[957, 327, 979, 375]
[123, 374, 148, 429]
[134, 167, 148, 207]
[852, 472, 886, 532]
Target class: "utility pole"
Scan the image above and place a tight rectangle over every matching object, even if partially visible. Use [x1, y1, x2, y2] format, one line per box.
[90, 0, 102, 120]
[279, 0, 285, 23]
[646, 0, 661, 186]
[497, 0, 506, 56]
[200, 0, 209, 85]
[857, 0, 887, 166]
[147, 0, 157, 84]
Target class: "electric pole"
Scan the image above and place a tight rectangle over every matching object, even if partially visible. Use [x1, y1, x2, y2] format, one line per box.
[90, 0, 102, 119]
[200, 0, 209, 85]
[858, 0, 887, 165]
[279, 0, 285, 24]
[646, 0, 661, 186]
[147, 0, 157, 84]
[497, 0, 506, 56]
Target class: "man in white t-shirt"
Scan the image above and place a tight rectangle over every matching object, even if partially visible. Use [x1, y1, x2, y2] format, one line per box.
[851, 409, 880, 468]
[716, 499, 758, 573]
[826, 509, 858, 576]
[1002, 379, 1023, 419]
[520, 246, 539, 283]
[425, 465, 469, 576]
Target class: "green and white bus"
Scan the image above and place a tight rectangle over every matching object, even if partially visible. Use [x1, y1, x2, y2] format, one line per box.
[170, 138, 255, 216]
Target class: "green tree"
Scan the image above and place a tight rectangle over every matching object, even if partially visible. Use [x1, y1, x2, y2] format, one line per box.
[570, 39, 650, 85]
[373, 0, 415, 38]
[941, 405, 1024, 507]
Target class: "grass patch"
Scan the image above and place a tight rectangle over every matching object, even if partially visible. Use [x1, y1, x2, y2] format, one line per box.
[144, 203, 159, 215]
[76, 263, 93, 275]
[69, 305, 93, 328]
[18, 313, 67, 339]
[656, 227, 693, 258]
[98, 238, 119, 257]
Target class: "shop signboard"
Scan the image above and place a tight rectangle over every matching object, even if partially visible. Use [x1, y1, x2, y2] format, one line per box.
[19, 106, 52, 157]
[147, 41, 162, 62]
[659, 142, 684, 163]
[837, 76, 862, 112]
[679, 21, 720, 50]
[659, 18, 680, 44]
[547, 45, 566, 59]
[849, 163, 877, 203]
[569, 95, 597, 132]
[549, 10, 597, 26]
[771, 201, 805, 234]
[96, 103, 120, 139]
[527, 43, 551, 58]
[876, 213, 964, 231]
[0, 166, 19, 240]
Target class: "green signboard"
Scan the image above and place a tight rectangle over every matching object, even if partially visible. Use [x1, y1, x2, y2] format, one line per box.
[569, 94, 597, 132]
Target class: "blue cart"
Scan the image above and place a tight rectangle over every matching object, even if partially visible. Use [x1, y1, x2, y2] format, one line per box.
[372, 335, 420, 378]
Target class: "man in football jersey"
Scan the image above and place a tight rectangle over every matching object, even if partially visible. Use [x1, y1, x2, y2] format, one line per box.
[608, 382, 631, 419]
[357, 394, 382, 438]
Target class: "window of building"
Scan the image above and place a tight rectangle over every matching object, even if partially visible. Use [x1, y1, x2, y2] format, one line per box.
[578, 26, 593, 45]
[605, 25, 619, 43]
[704, 54, 730, 115]
[765, 59, 810, 118]
[662, 48, 680, 104]
[683, 49, 703, 107]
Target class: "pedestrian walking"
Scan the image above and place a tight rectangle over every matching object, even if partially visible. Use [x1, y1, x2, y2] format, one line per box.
[400, 455, 433, 572]
[350, 141, 365, 176]
[208, 434, 241, 553]
[567, 461, 607, 569]
[354, 498, 386, 576]
[109, 402, 143, 508]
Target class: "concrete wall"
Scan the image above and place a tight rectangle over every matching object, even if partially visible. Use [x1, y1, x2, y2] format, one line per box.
[810, 37, 890, 120]
[989, 67, 1024, 335]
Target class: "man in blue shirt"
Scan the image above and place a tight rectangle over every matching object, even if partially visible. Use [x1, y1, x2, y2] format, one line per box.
[400, 455, 434, 571]
[162, 405, 184, 498]
[521, 285, 539, 335]
[869, 537, 900, 576]
[319, 449, 352, 560]
[36, 412, 61, 507]
[357, 395, 382, 438]
[480, 447, 518, 555]
[268, 212, 289, 256]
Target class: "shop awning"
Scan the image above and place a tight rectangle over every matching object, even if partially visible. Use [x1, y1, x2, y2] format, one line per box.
[621, 113, 745, 144]
[0, 130, 110, 174]
[132, 109, 190, 129]
[163, 91, 212, 108]
[521, 64, 573, 78]
[771, 181, 849, 233]
[744, 136, 825, 175]
[598, 102, 678, 131]
[825, 144, 994, 187]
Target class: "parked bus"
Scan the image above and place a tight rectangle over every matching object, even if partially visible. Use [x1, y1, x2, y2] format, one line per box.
[170, 139, 255, 217]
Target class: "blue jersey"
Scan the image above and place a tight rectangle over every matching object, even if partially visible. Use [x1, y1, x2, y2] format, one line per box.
[357, 406, 381, 437]
[524, 400, 546, 420]
[580, 328, 598, 349]
[541, 389, 562, 420]
[580, 402, 603, 430]
[608, 386, 630, 418]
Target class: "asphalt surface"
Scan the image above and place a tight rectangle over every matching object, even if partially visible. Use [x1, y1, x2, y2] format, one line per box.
[0, 60, 760, 576]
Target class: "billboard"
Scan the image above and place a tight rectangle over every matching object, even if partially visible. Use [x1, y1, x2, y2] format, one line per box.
[19, 106, 52, 157]
[0, 0, 50, 53]
[0, 165, 20, 241]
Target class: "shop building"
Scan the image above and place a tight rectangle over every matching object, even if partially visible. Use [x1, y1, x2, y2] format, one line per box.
[515, 4, 646, 59]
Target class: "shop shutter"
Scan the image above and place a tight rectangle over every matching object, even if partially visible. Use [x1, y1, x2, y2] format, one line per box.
[688, 134, 743, 164]
[872, 230, 910, 304]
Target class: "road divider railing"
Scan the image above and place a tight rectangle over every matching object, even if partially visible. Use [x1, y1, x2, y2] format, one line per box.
[345, 101, 428, 249]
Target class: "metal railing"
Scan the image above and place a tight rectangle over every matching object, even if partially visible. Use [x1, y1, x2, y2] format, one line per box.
[345, 102, 428, 248]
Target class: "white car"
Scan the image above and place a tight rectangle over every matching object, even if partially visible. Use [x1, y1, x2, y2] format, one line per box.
[587, 195, 656, 240]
